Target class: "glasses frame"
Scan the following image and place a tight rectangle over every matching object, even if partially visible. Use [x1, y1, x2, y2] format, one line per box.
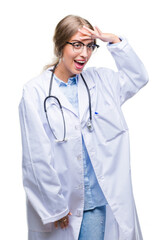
[66, 41, 100, 53]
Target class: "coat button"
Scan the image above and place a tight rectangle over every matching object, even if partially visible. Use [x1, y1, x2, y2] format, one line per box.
[77, 184, 83, 189]
[77, 154, 82, 160]
[79, 184, 83, 189]
[99, 176, 104, 181]
[75, 184, 83, 189]
[76, 209, 83, 217]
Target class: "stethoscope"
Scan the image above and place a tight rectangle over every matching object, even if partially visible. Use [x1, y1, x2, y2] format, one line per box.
[44, 64, 93, 143]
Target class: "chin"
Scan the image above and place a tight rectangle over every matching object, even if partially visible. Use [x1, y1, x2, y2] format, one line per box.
[71, 69, 83, 76]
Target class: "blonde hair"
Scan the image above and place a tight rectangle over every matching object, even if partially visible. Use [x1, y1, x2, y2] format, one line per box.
[44, 15, 95, 69]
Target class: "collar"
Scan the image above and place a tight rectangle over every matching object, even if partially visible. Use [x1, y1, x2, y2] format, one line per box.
[54, 74, 78, 87]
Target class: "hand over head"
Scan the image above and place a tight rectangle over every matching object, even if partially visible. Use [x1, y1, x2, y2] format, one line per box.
[78, 25, 121, 44]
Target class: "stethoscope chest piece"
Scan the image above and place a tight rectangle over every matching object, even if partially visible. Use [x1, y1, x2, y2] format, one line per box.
[87, 119, 94, 132]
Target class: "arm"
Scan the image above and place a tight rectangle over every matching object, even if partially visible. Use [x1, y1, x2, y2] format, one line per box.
[19, 86, 69, 225]
[79, 26, 149, 105]
[107, 38, 149, 105]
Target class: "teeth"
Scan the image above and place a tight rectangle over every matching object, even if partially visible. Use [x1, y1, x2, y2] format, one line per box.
[76, 60, 85, 63]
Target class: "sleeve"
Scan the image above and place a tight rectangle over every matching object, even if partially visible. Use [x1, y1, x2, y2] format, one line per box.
[19, 86, 69, 224]
[107, 37, 149, 105]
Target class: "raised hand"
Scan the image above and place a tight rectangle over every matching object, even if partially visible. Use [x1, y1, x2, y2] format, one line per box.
[78, 25, 121, 44]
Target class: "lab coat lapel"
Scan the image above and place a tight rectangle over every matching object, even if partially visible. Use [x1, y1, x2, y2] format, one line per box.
[78, 73, 95, 122]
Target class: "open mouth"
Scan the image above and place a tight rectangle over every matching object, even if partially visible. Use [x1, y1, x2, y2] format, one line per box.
[74, 60, 86, 70]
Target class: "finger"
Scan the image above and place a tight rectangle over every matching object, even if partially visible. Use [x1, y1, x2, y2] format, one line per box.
[54, 221, 58, 229]
[94, 26, 102, 35]
[83, 25, 95, 34]
[64, 219, 69, 228]
[78, 28, 92, 37]
[93, 26, 99, 35]
[64, 218, 69, 228]
[59, 220, 65, 229]
[68, 212, 72, 216]
[59, 217, 69, 229]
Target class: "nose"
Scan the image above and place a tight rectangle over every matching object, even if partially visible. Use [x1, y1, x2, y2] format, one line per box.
[80, 45, 89, 58]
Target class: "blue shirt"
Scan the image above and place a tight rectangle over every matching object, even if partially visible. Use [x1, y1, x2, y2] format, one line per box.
[54, 74, 108, 210]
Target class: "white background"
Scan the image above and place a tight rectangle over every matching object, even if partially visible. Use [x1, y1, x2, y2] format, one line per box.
[0, 0, 167, 239]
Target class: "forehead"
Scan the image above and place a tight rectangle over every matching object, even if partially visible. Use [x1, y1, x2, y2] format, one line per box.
[69, 30, 93, 43]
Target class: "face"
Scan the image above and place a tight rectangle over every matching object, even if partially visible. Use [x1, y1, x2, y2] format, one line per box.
[56, 29, 93, 81]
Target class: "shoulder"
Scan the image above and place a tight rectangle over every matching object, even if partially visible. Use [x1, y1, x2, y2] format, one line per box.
[83, 66, 118, 87]
[84, 66, 115, 77]
[22, 69, 52, 99]
[23, 69, 50, 91]
[82, 66, 120, 102]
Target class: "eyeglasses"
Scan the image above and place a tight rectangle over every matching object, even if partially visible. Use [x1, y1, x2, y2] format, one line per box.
[66, 41, 100, 53]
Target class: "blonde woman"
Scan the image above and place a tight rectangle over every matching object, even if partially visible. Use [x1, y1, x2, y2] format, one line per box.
[19, 15, 148, 240]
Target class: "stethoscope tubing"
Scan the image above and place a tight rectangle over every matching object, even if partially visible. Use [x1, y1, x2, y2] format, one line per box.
[44, 95, 66, 141]
[44, 64, 92, 142]
[80, 73, 92, 122]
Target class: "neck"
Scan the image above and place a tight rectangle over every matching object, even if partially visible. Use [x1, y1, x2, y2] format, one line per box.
[54, 62, 75, 83]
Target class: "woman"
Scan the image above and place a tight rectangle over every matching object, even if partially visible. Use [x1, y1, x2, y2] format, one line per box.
[19, 15, 148, 240]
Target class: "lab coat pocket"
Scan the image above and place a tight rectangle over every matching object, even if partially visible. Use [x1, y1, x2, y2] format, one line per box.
[27, 199, 53, 232]
[94, 105, 127, 142]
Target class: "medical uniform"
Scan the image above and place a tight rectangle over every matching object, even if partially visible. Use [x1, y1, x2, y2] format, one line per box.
[19, 38, 149, 240]
[53, 75, 107, 239]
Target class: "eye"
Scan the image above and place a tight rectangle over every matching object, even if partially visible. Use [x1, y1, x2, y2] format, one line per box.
[87, 43, 95, 50]
[73, 42, 82, 49]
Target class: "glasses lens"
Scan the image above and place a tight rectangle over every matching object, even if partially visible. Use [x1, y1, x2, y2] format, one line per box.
[71, 42, 99, 53]
[73, 42, 83, 52]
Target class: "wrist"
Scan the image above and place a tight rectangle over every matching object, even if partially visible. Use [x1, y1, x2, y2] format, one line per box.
[110, 36, 121, 44]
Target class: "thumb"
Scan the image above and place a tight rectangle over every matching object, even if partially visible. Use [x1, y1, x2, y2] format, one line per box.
[94, 26, 102, 36]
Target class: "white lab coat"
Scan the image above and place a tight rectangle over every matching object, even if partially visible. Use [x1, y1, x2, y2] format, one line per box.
[19, 38, 148, 240]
